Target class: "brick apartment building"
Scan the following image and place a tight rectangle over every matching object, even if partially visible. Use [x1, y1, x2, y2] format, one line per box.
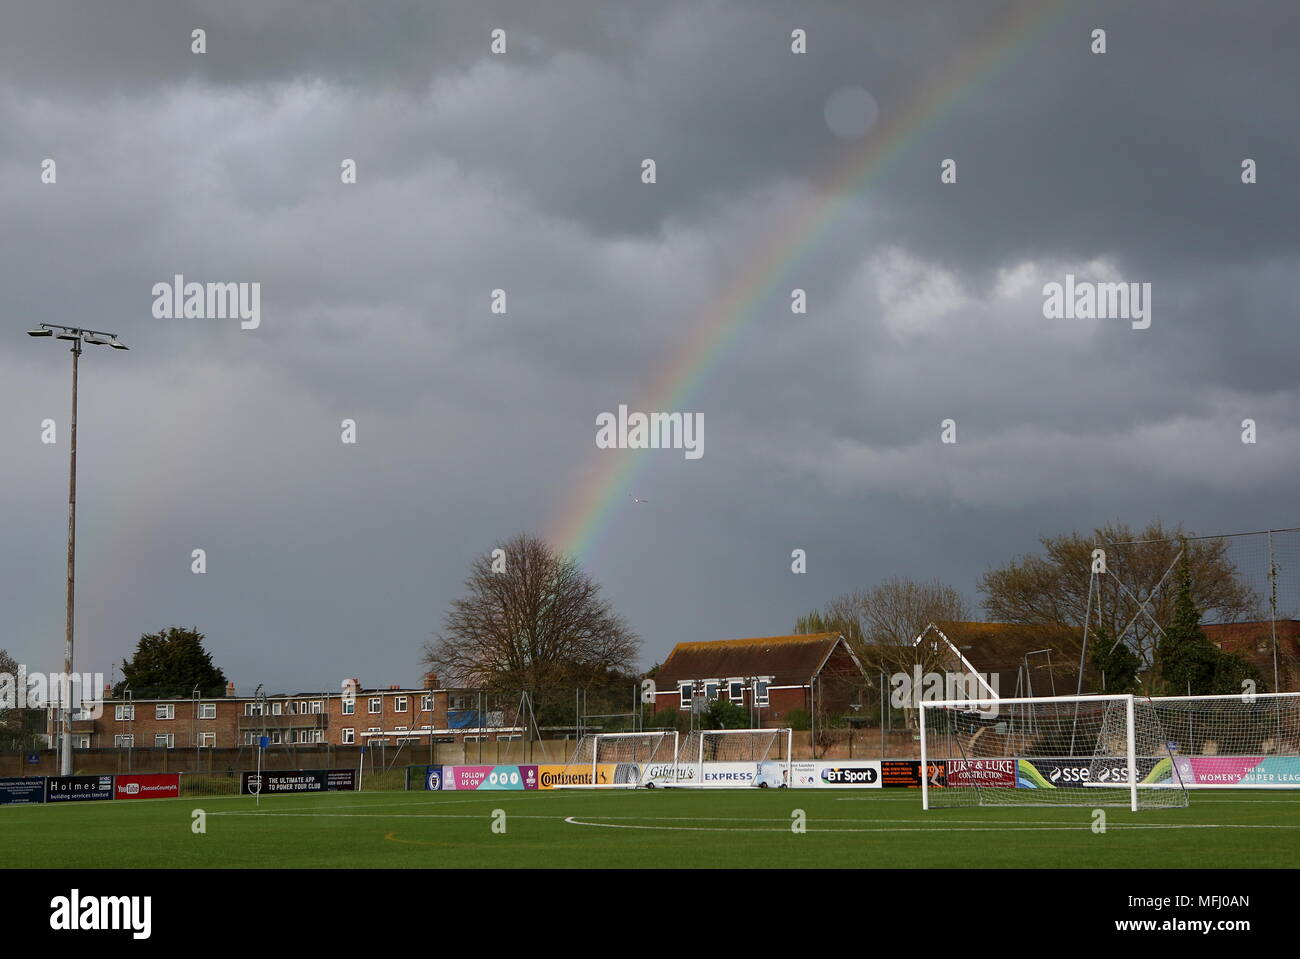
[53, 676, 523, 751]
[652, 633, 867, 724]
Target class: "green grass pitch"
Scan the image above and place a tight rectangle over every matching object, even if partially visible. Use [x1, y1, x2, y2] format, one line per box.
[6, 789, 1299, 869]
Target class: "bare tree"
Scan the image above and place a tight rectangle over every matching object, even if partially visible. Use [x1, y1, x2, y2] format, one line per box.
[799, 577, 970, 676]
[979, 521, 1258, 673]
[423, 534, 640, 694]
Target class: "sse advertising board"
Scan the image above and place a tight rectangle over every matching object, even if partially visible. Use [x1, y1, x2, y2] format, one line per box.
[441, 765, 538, 791]
[114, 773, 181, 799]
[1017, 757, 1166, 789]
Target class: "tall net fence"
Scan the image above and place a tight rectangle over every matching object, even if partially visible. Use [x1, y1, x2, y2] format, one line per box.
[1092, 528, 1300, 691]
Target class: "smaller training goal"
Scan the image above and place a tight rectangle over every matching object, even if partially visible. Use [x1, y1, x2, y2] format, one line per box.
[550, 731, 679, 789]
[919, 694, 1188, 810]
[666, 728, 793, 788]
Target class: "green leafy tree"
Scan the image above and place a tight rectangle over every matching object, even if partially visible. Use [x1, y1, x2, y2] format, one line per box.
[783, 707, 812, 731]
[1090, 625, 1142, 693]
[701, 697, 750, 730]
[648, 707, 687, 732]
[114, 627, 228, 698]
[1156, 550, 1262, 695]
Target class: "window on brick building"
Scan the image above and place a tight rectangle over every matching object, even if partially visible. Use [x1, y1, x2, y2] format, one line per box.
[155, 704, 175, 720]
[199, 703, 216, 720]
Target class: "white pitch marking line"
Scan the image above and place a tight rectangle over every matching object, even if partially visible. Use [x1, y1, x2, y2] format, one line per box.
[563, 817, 1300, 833]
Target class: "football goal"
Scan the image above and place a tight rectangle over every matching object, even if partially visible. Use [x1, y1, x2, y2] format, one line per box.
[1150, 692, 1300, 788]
[550, 731, 679, 789]
[666, 728, 793, 788]
[919, 694, 1188, 810]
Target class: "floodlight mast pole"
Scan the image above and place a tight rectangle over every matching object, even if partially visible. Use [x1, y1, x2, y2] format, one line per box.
[63, 332, 78, 777]
[26, 323, 129, 776]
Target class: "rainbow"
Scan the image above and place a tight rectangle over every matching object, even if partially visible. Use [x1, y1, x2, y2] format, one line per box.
[549, 2, 1069, 565]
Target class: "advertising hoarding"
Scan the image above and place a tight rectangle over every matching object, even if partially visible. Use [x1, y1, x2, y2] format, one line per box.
[240, 769, 356, 795]
[46, 774, 114, 802]
[441, 765, 538, 791]
[114, 773, 181, 800]
[0, 777, 46, 805]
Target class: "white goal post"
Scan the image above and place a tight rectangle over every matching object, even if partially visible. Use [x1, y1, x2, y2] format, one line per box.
[551, 731, 679, 789]
[1148, 692, 1300, 789]
[919, 694, 1188, 811]
[666, 728, 793, 788]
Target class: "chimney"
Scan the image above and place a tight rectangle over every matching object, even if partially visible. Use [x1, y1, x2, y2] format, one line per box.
[225, 681, 236, 697]
[423, 672, 439, 690]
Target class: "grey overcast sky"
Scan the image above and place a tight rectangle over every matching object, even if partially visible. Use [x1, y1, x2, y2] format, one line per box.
[2, 1, 1298, 694]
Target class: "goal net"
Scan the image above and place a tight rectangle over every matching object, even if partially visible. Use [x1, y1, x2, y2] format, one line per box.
[666, 728, 793, 788]
[1150, 692, 1300, 788]
[919, 695, 1188, 810]
[551, 731, 679, 789]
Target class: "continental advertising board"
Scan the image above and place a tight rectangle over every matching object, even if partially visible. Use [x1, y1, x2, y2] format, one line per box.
[536, 763, 626, 789]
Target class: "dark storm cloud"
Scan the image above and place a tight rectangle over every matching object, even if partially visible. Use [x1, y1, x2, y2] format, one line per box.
[2, 1, 1297, 690]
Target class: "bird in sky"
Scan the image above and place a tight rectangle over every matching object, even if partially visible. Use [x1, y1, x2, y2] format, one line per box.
[630, 495, 649, 504]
